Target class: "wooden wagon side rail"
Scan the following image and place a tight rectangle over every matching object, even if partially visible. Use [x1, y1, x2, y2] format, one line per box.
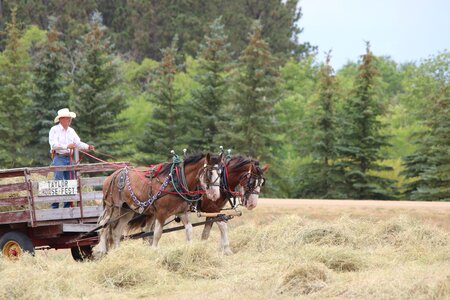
[0, 182, 28, 193]
[0, 162, 129, 179]
[0, 210, 30, 224]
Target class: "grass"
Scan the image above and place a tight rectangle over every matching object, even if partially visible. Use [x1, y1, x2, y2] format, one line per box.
[0, 204, 449, 299]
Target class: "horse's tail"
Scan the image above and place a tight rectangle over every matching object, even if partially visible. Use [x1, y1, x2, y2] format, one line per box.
[98, 168, 124, 228]
[126, 212, 154, 234]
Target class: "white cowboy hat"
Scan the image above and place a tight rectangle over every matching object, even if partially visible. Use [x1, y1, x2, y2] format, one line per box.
[54, 108, 77, 123]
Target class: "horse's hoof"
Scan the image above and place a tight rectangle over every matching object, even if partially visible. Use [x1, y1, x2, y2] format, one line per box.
[223, 248, 234, 256]
[93, 250, 107, 259]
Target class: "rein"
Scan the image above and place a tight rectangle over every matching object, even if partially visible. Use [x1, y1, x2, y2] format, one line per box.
[219, 159, 265, 207]
[79, 149, 213, 212]
[123, 158, 215, 212]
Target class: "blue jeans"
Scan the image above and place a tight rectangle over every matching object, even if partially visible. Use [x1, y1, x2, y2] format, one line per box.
[51, 155, 73, 209]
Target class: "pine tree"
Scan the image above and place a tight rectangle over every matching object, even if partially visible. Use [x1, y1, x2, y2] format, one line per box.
[72, 12, 127, 158]
[336, 43, 397, 199]
[0, 8, 32, 168]
[184, 17, 232, 152]
[401, 52, 450, 201]
[138, 36, 185, 163]
[29, 20, 70, 166]
[305, 52, 342, 198]
[220, 21, 279, 160]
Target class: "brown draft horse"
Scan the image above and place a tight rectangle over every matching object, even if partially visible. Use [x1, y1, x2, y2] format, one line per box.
[95, 153, 221, 256]
[199, 155, 268, 255]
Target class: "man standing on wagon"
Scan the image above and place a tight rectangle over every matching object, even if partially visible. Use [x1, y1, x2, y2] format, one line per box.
[49, 108, 95, 208]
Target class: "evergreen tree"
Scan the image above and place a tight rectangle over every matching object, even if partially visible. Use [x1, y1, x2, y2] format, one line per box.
[1, 1, 313, 62]
[401, 52, 450, 201]
[29, 21, 70, 166]
[138, 36, 185, 163]
[72, 12, 127, 158]
[221, 21, 279, 160]
[0, 8, 32, 168]
[184, 17, 232, 152]
[304, 52, 342, 198]
[336, 43, 397, 199]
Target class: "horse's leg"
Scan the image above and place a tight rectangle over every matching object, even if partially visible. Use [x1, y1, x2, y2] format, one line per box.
[201, 217, 214, 240]
[94, 205, 114, 257]
[141, 214, 156, 246]
[217, 221, 233, 255]
[96, 227, 109, 257]
[111, 209, 134, 249]
[151, 216, 165, 248]
[179, 212, 193, 242]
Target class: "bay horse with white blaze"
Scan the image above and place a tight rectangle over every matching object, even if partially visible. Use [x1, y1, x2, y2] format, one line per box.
[199, 155, 268, 255]
[95, 153, 221, 256]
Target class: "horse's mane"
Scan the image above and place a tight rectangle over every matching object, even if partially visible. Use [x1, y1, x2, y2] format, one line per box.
[157, 153, 206, 175]
[183, 153, 206, 165]
[229, 155, 254, 169]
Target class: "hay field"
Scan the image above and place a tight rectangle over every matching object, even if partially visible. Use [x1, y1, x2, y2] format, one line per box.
[1, 199, 449, 299]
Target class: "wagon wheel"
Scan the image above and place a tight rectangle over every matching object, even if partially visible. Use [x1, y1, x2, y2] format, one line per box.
[71, 245, 94, 261]
[0, 231, 35, 259]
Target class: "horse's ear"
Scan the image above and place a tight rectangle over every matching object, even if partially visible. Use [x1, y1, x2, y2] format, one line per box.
[218, 152, 224, 163]
[205, 152, 211, 164]
[261, 164, 269, 173]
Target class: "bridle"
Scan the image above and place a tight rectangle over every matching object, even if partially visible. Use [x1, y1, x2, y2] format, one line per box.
[237, 166, 266, 206]
[198, 163, 221, 190]
[220, 159, 266, 207]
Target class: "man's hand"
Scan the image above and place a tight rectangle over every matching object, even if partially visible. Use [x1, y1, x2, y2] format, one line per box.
[89, 145, 95, 151]
[67, 143, 76, 149]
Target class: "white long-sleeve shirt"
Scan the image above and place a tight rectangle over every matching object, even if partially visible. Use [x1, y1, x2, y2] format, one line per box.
[49, 124, 89, 154]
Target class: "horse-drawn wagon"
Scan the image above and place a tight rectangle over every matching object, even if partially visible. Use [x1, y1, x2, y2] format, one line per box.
[0, 161, 128, 260]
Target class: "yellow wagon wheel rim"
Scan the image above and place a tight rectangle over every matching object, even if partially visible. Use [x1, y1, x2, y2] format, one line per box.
[2, 240, 23, 258]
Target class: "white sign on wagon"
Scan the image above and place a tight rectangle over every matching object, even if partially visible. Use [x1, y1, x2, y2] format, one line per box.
[38, 180, 78, 196]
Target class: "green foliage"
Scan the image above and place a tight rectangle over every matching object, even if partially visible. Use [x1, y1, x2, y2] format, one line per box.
[0, 8, 33, 168]
[0, 5, 448, 201]
[138, 36, 186, 163]
[0, 0, 312, 62]
[29, 24, 70, 166]
[72, 12, 127, 158]
[401, 51, 450, 201]
[277, 56, 319, 153]
[184, 17, 232, 152]
[220, 21, 280, 161]
[305, 53, 343, 198]
[336, 43, 398, 199]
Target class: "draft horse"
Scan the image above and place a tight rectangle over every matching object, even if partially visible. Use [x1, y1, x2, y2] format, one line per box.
[95, 153, 221, 256]
[198, 155, 268, 255]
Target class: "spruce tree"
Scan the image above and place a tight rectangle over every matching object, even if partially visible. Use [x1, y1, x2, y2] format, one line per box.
[184, 17, 231, 152]
[305, 52, 342, 198]
[401, 52, 450, 201]
[29, 21, 70, 166]
[0, 8, 32, 168]
[138, 36, 184, 163]
[336, 43, 397, 199]
[221, 21, 279, 160]
[72, 12, 127, 158]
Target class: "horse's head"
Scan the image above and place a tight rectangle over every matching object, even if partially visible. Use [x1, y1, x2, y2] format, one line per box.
[196, 153, 221, 201]
[238, 161, 268, 209]
[224, 156, 268, 210]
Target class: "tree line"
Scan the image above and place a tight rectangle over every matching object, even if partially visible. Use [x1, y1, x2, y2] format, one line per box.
[0, 6, 448, 201]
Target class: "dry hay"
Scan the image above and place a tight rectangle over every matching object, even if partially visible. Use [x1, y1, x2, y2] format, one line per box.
[158, 241, 223, 279]
[90, 240, 162, 288]
[277, 262, 331, 296]
[0, 207, 449, 299]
